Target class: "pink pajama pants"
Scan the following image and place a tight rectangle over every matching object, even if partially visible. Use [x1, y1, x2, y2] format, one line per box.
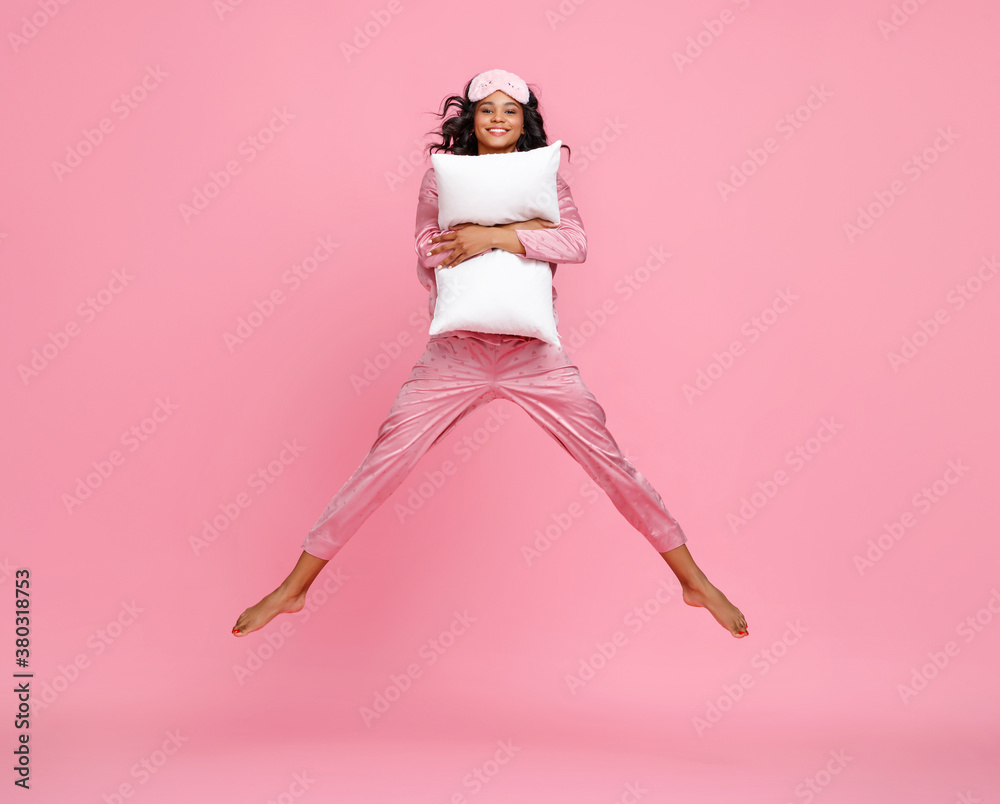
[301, 331, 687, 560]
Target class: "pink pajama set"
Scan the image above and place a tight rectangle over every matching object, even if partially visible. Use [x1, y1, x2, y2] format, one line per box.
[300, 167, 687, 560]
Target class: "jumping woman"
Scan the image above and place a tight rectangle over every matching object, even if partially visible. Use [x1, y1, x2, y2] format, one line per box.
[233, 68, 748, 639]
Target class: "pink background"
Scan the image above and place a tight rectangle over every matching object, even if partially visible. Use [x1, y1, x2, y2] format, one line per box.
[3, 1, 999, 801]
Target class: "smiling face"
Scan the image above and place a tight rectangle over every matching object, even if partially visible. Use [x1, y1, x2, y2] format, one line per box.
[473, 90, 524, 155]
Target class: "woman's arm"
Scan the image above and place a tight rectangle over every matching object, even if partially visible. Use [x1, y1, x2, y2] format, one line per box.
[489, 218, 559, 256]
[509, 173, 588, 265]
[415, 169, 527, 269]
[413, 168, 588, 270]
[414, 168, 448, 273]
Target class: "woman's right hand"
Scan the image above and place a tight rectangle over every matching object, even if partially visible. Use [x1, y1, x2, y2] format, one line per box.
[427, 218, 560, 268]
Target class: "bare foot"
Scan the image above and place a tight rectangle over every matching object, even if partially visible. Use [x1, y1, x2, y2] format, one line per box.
[232, 586, 306, 637]
[681, 579, 748, 638]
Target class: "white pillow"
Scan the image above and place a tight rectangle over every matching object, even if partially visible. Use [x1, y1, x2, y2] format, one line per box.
[428, 250, 560, 346]
[428, 140, 563, 346]
[432, 140, 561, 230]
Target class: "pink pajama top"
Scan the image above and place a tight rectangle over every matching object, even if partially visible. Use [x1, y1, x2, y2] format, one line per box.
[412, 165, 589, 331]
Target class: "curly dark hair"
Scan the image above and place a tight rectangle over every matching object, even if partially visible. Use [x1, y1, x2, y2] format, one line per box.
[423, 73, 572, 161]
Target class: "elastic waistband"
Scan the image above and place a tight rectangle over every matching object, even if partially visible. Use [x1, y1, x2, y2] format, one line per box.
[430, 329, 538, 345]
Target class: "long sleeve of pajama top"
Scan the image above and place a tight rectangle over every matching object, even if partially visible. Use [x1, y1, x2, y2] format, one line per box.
[412, 165, 588, 329]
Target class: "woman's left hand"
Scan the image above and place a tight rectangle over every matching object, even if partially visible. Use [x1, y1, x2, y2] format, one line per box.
[428, 223, 495, 269]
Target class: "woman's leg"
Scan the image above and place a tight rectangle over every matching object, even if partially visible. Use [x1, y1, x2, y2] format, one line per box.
[232, 550, 328, 636]
[300, 335, 497, 560]
[232, 335, 495, 636]
[494, 337, 748, 637]
[660, 544, 748, 638]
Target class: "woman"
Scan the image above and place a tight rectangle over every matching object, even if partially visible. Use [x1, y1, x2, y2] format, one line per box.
[233, 69, 748, 639]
